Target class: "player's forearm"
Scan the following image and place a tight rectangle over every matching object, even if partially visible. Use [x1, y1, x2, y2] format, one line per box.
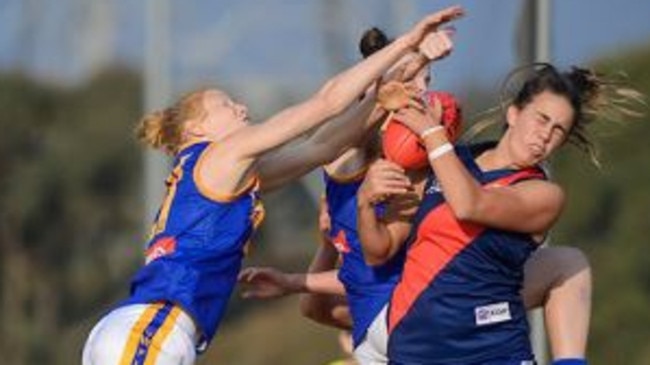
[307, 89, 378, 152]
[315, 36, 415, 117]
[303, 271, 345, 296]
[357, 201, 393, 266]
[400, 52, 430, 82]
[256, 94, 378, 193]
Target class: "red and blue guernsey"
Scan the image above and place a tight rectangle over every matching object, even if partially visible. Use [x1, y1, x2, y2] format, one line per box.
[387, 144, 546, 365]
[121, 141, 264, 351]
[324, 170, 406, 348]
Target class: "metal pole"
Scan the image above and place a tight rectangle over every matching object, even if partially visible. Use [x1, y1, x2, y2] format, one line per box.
[294, 0, 351, 206]
[529, 1, 552, 364]
[144, 0, 172, 238]
[535, 0, 552, 63]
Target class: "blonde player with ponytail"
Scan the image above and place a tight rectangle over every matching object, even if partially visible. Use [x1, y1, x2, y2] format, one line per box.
[81, 7, 463, 365]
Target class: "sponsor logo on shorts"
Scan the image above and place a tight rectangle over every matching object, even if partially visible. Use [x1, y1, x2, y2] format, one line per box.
[475, 302, 512, 326]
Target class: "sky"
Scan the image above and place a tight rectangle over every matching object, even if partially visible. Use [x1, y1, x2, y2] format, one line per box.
[1, 0, 649, 219]
[1, 0, 649, 111]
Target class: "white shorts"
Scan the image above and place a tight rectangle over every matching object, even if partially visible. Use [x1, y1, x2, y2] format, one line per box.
[82, 302, 199, 365]
[353, 304, 389, 365]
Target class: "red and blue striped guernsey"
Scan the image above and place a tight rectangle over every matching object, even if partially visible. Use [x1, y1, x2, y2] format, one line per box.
[387, 144, 546, 365]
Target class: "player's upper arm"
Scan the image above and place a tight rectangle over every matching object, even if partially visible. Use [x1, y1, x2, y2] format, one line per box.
[468, 179, 565, 235]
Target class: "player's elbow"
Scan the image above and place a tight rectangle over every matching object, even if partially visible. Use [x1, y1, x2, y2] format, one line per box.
[362, 247, 391, 267]
[448, 200, 479, 223]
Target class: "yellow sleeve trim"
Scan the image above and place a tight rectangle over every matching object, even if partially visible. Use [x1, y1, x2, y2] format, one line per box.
[323, 165, 368, 184]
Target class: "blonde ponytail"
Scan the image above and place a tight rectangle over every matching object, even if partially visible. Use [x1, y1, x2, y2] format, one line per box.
[135, 90, 207, 155]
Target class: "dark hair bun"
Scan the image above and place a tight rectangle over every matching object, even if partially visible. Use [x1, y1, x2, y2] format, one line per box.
[359, 27, 390, 58]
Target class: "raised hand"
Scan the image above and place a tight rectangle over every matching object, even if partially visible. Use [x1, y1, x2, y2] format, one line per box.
[393, 97, 444, 137]
[402, 5, 464, 49]
[418, 29, 454, 62]
[358, 159, 412, 205]
[377, 81, 414, 111]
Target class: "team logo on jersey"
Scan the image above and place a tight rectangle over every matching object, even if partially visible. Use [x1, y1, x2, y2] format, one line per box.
[425, 178, 443, 195]
[474, 302, 512, 326]
[145, 236, 177, 264]
[331, 229, 351, 254]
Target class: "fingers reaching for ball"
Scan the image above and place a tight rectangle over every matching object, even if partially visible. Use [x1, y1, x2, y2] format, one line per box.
[358, 159, 413, 205]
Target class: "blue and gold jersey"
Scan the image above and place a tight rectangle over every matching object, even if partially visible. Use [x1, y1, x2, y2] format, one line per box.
[121, 142, 264, 350]
[324, 170, 405, 348]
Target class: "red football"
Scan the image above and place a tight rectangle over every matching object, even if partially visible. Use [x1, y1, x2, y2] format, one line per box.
[382, 91, 462, 170]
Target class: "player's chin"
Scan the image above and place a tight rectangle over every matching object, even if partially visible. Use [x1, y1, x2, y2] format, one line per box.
[526, 154, 546, 167]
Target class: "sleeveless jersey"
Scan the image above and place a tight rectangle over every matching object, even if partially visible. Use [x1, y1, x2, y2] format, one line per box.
[324, 171, 405, 347]
[121, 142, 264, 350]
[387, 144, 546, 364]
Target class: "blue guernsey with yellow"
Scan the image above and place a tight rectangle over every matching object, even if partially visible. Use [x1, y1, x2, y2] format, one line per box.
[324, 170, 405, 348]
[121, 141, 264, 350]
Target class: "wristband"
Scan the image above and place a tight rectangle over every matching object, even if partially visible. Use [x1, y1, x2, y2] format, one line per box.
[420, 125, 444, 139]
[427, 142, 453, 161]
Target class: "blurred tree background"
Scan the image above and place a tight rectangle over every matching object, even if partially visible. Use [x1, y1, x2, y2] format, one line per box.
[0, 69, 143, 363]
[0, 68, 146, 363]
[551, 46, 650, 364]
[0, 43, 649, 364]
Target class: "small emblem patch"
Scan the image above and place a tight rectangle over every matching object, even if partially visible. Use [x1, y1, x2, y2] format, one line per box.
[475, 302, 512, 326]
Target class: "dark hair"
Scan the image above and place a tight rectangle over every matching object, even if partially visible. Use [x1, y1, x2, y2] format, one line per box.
[357, 27, 392, 159]
[503, 63, 644, 165]
[359, 27, 391, 59]
[511, 64, 580, 113]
